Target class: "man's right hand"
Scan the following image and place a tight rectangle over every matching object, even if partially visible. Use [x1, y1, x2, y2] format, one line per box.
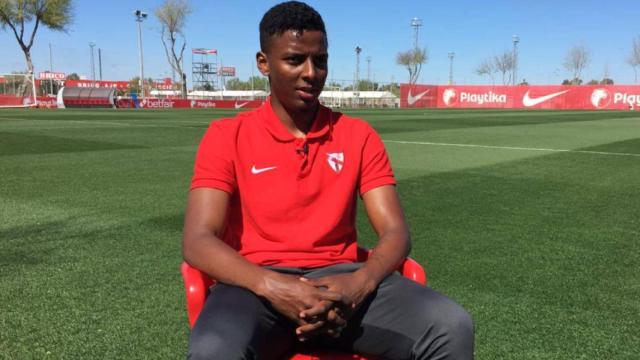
[256, 271, 346, 327]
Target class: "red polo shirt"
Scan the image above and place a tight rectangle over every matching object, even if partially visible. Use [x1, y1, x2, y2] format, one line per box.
[191, 99, 395, 267]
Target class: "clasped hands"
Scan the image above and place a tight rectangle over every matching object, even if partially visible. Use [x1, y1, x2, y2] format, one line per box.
[260, 270, 374, 342]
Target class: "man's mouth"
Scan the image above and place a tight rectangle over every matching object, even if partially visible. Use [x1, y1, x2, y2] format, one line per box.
[296, 87, 319, 101]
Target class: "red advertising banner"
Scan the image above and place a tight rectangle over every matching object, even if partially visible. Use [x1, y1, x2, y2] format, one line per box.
[38, 96, 58, 108]
[65, 80, 130, 90]
[116, 98, 264, 109]
[0, 95, 57, 107]
[39, 71, 66, 80]
[0, 94, 25, 106]
[152, 78, 174, 90]
[220, 67, 236, 77]
[399, 83, 438, 108]
[400, 84, 640, 110]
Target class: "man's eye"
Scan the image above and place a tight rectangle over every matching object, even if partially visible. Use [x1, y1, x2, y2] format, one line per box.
[286, 56, 304, 64]
[315, 56, 328, 69]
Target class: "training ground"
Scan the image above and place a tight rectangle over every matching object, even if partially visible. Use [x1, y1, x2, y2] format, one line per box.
[1, 108, 638, 359]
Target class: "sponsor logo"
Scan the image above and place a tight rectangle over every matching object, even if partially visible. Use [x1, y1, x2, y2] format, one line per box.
[613, 92, 640, 107]
[460, 91, 507, 105]
[443, 89, 508, 107]
[251, 165, 277, 174]
[38, 99, 57, 108]
[327, 152, 344, 173]
[589, 89, 640, 109]
[522, 90, 569, 107]
[140, 99, 175, 108]
[442, 88, 457, 106]
[407, 89, 430, 105]
[192, 100, 218, 108]
[235, 101, 250, 109]
[591, 88, 611, 108]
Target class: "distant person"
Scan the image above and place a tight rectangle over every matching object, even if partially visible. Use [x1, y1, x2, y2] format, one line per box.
[182, 1, 474, 359]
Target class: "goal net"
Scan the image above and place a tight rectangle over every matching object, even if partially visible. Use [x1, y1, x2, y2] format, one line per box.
[0, 73, 38, 108]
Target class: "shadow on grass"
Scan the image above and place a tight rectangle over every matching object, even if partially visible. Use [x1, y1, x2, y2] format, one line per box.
[365, 110, 636, 136]
[143, 213, 185, 233]
[578, 137, 640, 154]
[0, 131, 145, 156]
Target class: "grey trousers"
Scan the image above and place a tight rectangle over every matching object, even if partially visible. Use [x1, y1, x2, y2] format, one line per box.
[187, 263, 474, 360]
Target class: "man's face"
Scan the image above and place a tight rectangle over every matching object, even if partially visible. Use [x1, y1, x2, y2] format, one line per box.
[258, 30, 328, 114]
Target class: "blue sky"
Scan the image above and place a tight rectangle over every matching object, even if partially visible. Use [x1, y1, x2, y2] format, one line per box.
[2, 0, 639, 86]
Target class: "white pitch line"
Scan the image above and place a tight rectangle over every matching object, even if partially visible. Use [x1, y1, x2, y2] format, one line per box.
[384, 140, 640, 158]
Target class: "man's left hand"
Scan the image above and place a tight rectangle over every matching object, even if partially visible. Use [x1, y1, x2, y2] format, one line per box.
[295, 271, 377, 340]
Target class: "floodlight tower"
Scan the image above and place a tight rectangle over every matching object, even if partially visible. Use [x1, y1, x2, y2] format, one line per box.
[354, 46, 362, 107]
[135, 10, 148, 98]
[98, 48, 103, 81]
[448, 52, 455, 85]
[411, 17, 423, 49]
[513, 35, 519, 85]
[366, 56, 371, 89]
[89, 42, 96, 84]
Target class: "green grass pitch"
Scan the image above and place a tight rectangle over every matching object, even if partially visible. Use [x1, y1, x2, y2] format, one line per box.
[1, 108, 639, 359]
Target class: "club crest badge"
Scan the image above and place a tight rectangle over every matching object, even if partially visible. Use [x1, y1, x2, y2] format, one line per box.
[327, 152, 344, 173]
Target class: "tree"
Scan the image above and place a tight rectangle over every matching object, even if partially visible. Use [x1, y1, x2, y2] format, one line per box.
[128, 76, 153, 95]
[357, 80, 378, 91]
[224, 76, 268, 91]
[0, 0, 73, 75]
[396, 47, 427, 84]
[627, 36, 640, 84]
[248, 75, 268, 91]
[493, 51, 514, 85]
[562, 78, 582, 85]
[155, 0, 191, 98]
[225, 78, 247, 90]
[475, 58, 495, 84]
[563, 44, 590, 84]
[378, 82, 399, 96]
[325, 81, 342, 90]
[65, 72, 79, 80]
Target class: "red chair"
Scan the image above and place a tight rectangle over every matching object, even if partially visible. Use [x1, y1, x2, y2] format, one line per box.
[181, 248, 427, 360]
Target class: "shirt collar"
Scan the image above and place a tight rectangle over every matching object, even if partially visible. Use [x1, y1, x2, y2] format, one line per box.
[261, 97, 332, 141]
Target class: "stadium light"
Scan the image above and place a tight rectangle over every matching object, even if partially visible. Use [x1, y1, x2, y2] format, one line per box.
[135, 10, 148, 99]
[89, 42, 96, 85]
[513, 35, 519, 86]
[366, 56, 372, 90]
[410, 17, 423, 49]
[354, 46, 361, 107]
[448, 52, 455, 85]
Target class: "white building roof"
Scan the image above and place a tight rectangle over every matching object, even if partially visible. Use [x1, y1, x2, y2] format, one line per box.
[319, 91, 397, 99]
[188, 90, 269, 97]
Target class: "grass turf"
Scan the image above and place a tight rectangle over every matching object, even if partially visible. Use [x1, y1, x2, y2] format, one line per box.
[1, 108, 638, 359]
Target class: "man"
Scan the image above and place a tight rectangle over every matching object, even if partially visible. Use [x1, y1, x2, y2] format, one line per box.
[183, 2, 473, 359]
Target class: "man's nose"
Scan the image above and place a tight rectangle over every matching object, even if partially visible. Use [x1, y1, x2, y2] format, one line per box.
[301, 58, 316, 80]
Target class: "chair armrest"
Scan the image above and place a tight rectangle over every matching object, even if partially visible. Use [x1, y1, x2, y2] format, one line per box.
[357, 247, 427, 285]
[399, 257, 427, 285]
[181, 261, 214, 328]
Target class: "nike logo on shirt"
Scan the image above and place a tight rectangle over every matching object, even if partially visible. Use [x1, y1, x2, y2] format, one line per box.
[251, 165, 277, 174]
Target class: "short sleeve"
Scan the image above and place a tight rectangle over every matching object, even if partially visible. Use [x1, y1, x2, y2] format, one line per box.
[359, 126, 396, 195]
[190, 121, 237, 193]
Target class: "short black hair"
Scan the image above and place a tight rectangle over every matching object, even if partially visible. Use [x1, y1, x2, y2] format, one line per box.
[259, 1, 326, 52]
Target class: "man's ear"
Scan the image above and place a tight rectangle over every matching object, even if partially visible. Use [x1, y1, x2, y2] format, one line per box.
[256, 51, 269, 76]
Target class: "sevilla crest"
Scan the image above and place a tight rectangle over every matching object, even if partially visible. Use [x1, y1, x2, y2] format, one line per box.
[327, 152, 344, 173]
